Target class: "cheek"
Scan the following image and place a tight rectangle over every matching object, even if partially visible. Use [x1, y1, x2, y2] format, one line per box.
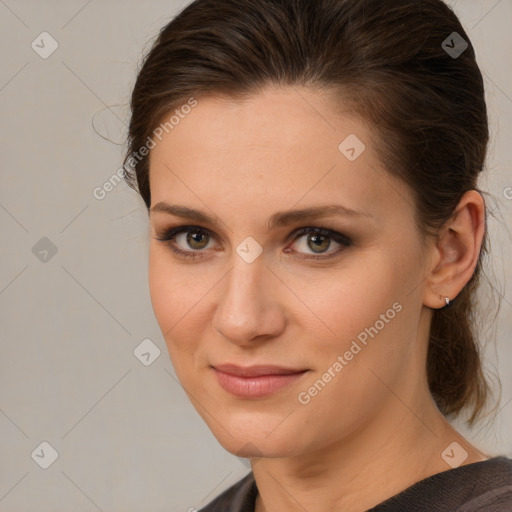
[296, 260, 402, 348]
[292, 249, 419, 400]
[148, 247, 178, 333]
[148, 248, 198, 354]
[148, 246, 220, 376]
[287, 273, 415, 449]
[148, 246, 207, 325]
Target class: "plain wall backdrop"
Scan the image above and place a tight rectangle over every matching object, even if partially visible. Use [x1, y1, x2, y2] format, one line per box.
[1, 0, 511, 511]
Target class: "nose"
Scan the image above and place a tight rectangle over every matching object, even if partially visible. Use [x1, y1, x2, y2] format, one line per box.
[211, 255, 286, 346]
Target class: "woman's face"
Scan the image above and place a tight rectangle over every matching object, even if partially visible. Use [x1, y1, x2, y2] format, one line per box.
[148, 86, 434, 458]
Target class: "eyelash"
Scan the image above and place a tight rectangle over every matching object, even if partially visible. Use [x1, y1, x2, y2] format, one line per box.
[154, 225, 352, 261]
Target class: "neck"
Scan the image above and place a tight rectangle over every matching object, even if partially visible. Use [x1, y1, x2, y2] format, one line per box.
[252, 388, 486, 512]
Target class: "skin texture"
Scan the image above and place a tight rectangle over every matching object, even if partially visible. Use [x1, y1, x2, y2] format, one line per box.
[147, 86, 487, 512]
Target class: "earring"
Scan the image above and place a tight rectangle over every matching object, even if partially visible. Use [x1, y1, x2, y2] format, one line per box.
[444, 297, 450, 307]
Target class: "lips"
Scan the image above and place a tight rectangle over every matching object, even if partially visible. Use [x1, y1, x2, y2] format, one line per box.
[211, 364, 309, 398]
[213, 364, 308, 377]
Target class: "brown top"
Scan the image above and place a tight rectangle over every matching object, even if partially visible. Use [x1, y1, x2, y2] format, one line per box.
[199, 456, 512, 511]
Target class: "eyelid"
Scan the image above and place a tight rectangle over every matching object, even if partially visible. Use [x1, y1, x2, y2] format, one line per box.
[286, 226, 351, 245]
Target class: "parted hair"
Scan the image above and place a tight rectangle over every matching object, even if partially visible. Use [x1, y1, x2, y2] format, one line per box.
[123, 0, 494, 424]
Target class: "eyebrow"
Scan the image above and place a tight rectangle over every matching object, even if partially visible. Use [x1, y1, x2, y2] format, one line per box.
[150, 202, 373, 231]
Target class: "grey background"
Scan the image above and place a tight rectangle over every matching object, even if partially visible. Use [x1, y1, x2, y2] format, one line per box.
[0, 1, 511, 511]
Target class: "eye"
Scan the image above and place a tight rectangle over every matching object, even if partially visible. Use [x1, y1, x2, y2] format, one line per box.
[286, 227, 352, 259]
[154, 226, 217, 260]
[154, 225, 352, 261]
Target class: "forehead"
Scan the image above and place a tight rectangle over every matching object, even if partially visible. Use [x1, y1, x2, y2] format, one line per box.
[151, 86, 365, 162]
[148, 86, 413, 229]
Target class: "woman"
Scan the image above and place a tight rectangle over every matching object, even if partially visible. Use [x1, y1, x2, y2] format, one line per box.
[122, 0, 512, 510]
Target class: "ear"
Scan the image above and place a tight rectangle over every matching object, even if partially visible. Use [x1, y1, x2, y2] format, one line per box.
[423, 190, 486, 310]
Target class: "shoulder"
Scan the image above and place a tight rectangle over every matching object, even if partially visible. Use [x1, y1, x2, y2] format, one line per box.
[370, 456, 512, 512]
[455, 456, 512, 512]
[198, 472, 257, 512]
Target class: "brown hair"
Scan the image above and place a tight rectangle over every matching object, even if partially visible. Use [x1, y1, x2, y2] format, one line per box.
[123, 0, 496, 424]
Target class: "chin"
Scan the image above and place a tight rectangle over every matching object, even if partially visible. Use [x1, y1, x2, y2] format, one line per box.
[201, 410, 310, 459]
